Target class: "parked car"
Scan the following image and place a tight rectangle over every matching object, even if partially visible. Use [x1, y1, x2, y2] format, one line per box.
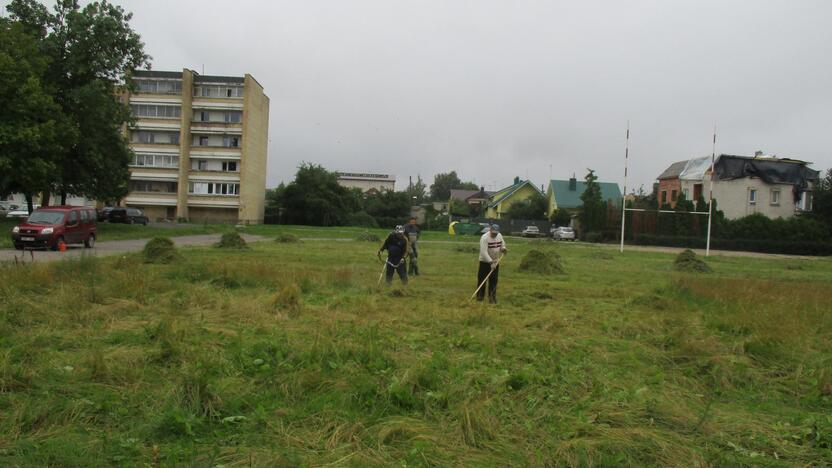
[10, 206, 97, 250]
[108, 207, 149, 225]
[552, 226, 576, 241]
[6, 205, 39, 218]
[521, 226, 541, 237]
[98, 206, 115, 221]
[0, 201, 19, 216]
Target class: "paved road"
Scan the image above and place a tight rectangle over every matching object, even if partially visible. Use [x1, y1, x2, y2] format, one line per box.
[0, 234, 266, 263]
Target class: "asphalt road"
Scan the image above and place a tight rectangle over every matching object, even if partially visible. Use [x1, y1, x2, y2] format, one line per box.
[0, 234, 266, 263]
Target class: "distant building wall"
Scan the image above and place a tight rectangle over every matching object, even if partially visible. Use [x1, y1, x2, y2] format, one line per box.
[682, 176, 803, 220]
[337, 173, 395, 192]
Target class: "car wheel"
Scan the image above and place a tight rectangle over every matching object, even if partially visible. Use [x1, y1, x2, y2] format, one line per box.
[84, 234, 96, 248]
[127, 218, 134, 225]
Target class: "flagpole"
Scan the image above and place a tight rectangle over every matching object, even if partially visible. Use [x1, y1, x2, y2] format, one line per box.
[705, 126, 716, 257]
[619, 122, 629, 253]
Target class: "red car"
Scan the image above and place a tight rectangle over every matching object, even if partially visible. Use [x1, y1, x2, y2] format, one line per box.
[10, 206, 97, 250]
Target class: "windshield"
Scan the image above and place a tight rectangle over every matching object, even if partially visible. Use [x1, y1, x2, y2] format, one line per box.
[27, 211, 65, 225]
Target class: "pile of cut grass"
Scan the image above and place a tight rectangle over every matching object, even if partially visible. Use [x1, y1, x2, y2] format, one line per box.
[356, 231, 380, 242]
[674, 249, 711, 273]
[142, 237, 180, 264]
[276, 233, 300, 243]
[518, 248, 564, 275]
[215, 231, 248, 249]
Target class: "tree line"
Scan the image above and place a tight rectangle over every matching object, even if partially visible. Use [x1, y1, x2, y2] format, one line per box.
[0, 0, 148, 211]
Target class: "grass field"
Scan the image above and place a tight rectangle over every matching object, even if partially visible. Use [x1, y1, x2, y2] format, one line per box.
[1, 229, 831, 466]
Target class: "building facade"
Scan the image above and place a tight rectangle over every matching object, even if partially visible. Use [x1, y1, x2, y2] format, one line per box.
[125, 69, 269, 223]
[336, 173, 396, 194]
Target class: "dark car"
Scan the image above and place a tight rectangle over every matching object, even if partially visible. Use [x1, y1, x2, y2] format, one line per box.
[11, 206, 97, 250]
[98, 206, 115, 221]
[108, 207, 149, 225]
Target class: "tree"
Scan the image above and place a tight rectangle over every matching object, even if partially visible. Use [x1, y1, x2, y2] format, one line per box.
[579, 169, 606, 235]
[449, 199, 471, 216]
[812, 168, 832, 233]
[429, 171, 477, 201]
[551, 209, 572, 227]
[6, 0, 150, 203]
[0, 19, 68, 212]
[506, 192, 548, 220]
[405, 176, 427, 204]
[280, 163, 361, 226]
[363, 190, 411, 222]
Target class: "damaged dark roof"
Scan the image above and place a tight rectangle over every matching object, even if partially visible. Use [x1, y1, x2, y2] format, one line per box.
[714, 154, 819, 192]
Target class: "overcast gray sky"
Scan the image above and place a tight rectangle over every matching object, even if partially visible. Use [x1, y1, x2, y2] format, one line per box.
[30, 1, 832, 191]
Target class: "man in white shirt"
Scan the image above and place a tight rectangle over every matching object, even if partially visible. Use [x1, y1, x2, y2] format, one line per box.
[477, 224, 507, 303]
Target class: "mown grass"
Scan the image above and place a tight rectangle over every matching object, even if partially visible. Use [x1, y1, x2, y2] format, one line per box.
[0, 233, 831, 465]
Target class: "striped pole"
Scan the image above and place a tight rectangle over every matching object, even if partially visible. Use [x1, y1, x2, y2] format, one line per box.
[619, 122, 630, 253]
[705, 127, 716, 257]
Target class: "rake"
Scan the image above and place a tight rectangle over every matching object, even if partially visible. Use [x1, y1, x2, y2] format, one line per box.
[470, 254, 503, 300]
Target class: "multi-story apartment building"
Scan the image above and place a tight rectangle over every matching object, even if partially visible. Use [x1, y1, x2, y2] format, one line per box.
[336, 172, 396, 194]
[124, 69, 269, 223]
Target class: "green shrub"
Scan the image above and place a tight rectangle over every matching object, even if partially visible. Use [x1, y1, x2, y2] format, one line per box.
[345, 211, 379, 228]
[673, 249, 712, 273]
[142, 237, 180, 264]
[216, 231, 248, 249]
[276, 233, 300, 243]
[584, 232, 603, 243]
[633, 234, 832, 256]
[518, 249, 564, 275]
[356, 231, 380, 242]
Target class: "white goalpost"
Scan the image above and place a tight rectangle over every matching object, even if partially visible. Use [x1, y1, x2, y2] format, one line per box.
[619, 126, 717, 256]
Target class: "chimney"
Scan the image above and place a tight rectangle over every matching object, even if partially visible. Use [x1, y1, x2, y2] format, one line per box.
[513, 176, 520, 184]
[480, 186, 484, 192]
[569, 176, 577, 191]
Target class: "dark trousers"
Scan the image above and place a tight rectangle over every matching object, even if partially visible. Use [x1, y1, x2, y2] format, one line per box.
[408, 244, 419, 276]
[386, 260, 408, 284]
[476, 261, 499, 302]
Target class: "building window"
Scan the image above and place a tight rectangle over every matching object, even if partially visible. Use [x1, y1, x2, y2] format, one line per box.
[682, 188, 689, 199]
[197, 160, 208, 171]
[194, 85, 243, 98]
[222, 136, 240, 148]
[770, 189, 780, 205]
[199, 136, 209, 146]
[135, 79, 182, 94]
[671, 190, 678, 202]
[129, 180, 178, 193]
[693, 184, 703, 201]
[131, 104, 181, 119]
[661, 191, 667, 204]
[749, 189, 757, 204]
[200, 111, 210, 122]
[188, 182, 240, 196]
[224, 111, 242, 123]
[222, 161, 238, 172]
[131, 154, 179, 168]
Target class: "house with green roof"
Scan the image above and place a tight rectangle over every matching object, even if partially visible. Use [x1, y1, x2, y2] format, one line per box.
[547, 176, 622, 218]
[484, 177, 545, 219]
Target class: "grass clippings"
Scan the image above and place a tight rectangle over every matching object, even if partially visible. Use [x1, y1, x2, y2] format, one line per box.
[357, 231, 380, 242]
[216, 231, 249, 250]
[518, 249, 565, 275]
[276, 233, 300, 243]
[673, 249, 712, 273]
[142, 237, 180, 264]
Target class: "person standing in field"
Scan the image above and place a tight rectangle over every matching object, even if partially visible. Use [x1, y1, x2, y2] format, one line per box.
[477, 224, 507, 303]
[379, 225, 409, 285]
[404, 216, 421, 276]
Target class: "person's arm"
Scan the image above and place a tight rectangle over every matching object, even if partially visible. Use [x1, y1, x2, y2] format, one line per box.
[480, 235, 493, 263]
[500, 234, 507, 253]
[379, 236, 389, 254]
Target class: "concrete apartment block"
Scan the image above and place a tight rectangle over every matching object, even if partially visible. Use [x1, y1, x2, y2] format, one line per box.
[124, 68, 269, 224]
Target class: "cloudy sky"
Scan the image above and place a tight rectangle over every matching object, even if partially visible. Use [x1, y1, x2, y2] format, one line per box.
[26, 1, 832, 191]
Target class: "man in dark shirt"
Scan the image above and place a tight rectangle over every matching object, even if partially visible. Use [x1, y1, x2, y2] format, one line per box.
[404, 216, 421, 276]
[379, 225, 409, 285]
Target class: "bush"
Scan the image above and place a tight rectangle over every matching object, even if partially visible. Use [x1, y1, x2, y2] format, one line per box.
[356, 231, 380, 242]
[673, 249, 712, 273]
[142, 237, 180, 264]
[345, 211, 379, 228]
[276, 233, 300, 243]
[584, 232, 603, 243]
[216, 231, 248, 249]
[518, 249, 565, 275]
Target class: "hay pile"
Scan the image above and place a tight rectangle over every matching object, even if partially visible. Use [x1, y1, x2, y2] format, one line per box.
[276, 233, 300, 243]
[142, 237, 180, 264]
[454, 244, 480, 254]
[216, 231, 249, 249]
[673, 249, 712, 273]
[356, 231, 380, 242]
[271, 283, 301, 317]
[518, 249, 565, 275]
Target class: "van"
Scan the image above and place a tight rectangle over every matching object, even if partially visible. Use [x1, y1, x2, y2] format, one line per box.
[10, 206, 97, 250]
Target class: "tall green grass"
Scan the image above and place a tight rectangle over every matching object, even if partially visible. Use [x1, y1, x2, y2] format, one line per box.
[0, 235, 830, 465]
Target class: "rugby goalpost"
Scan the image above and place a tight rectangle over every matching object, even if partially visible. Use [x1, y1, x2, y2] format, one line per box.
[619, 124, 716, 256]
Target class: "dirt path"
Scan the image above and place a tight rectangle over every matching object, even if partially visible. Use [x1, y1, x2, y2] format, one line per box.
[0, 234, 266, 264]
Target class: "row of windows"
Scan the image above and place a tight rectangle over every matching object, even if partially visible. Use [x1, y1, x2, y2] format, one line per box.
[194, 110, 242, 123]
[188, 182, 240, 196]
[131, 104, 181, 119]
[132, 131, 180, 145]
[129, 180, 178, 193]
[131, 154, 180, 168]
[192, 135, 240, 148]
[194, 85, 244, 98]
[748, 189, 781, 206]
[135, 79, 182, 94]
[192, 160, 238, 172]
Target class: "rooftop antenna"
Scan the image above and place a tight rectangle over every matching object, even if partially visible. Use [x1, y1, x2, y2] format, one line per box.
[201, 64, 205, 75]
